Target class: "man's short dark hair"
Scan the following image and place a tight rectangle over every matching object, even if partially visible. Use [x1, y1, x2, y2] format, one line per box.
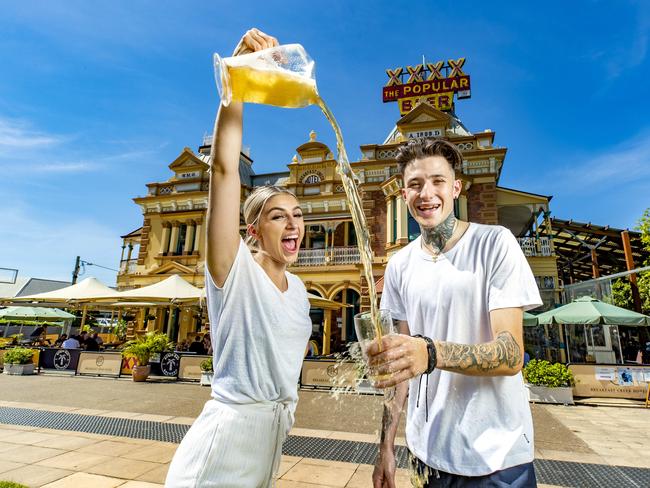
[396, 138, 463, 176]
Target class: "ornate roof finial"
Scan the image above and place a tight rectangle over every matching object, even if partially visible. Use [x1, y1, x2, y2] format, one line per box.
[292, 154, 299, 163]
[309, 130, 317, 141]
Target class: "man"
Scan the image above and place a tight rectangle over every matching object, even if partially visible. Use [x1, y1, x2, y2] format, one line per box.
[54, 334, 68, 347]
[62, 335, 81, 349]
[78, 331, 89, 349]
[84, 334, 100, 351]
[188, 335, 206, 355]
[369, 138, 541, 487]
[92, 332, 104, 348]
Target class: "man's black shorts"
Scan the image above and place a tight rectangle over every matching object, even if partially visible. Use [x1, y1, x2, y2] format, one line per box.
[410, 453, 537, 487]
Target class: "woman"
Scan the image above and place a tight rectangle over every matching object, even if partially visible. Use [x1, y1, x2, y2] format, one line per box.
[165, 28, 311, 487]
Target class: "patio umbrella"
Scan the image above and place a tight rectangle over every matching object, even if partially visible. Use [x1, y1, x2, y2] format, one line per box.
[536, 296, 650, 326]
[9, 277, 117, 303]
[114, 275, 202, 302]
[0, 306, 75, 321]
[0, 306, 74, 338]
[536, 296, 649, 365]
[523, 312, 538, 327]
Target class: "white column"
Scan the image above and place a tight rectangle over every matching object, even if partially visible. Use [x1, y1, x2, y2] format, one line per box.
[169, 223, 180, 255]
[386, 198, 394, 244]
[161, 225, 171, 254]
[184, 221, 195, 254]
[193, 221, 203, 253]
[396, 198, 408, 241]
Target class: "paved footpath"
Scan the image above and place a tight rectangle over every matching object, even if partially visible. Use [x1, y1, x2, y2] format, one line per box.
[0, 374, 649, 487]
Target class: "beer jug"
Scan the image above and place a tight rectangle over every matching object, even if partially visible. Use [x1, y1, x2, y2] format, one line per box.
[213, 44, 319, 108]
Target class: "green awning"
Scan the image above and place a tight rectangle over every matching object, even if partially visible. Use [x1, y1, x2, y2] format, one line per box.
[536, 296, 650, 326]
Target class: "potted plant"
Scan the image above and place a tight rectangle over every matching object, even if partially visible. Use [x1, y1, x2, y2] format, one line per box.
[121, 332, 174, 382]
[3, 347, 37, 375]
[200, 357, 213, 386]
[121, 340, 152, 382]
[523, 359, 575, 405]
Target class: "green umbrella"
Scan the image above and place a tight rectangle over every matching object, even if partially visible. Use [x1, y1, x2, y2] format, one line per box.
[0, 306, 75, 321]
[523, 312, 538, 327]
[536, 296, 650, 326]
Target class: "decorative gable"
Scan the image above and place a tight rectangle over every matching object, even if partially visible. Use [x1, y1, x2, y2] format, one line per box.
[168, 147, 208, 177]
[395, 103, 451, 140]
[152, 261, 195, 275]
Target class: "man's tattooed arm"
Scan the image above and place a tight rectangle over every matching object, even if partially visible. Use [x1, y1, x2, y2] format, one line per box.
[379, 381, 408, 447]
[434, 331, 523, 376]
[420, 212, 456, 254]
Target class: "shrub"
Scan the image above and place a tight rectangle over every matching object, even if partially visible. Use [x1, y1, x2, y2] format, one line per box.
[3, 347, 36, 365]
[200, 357, 213, 372]
[0, 481, 30, 488]
[523, 359, 574, 388]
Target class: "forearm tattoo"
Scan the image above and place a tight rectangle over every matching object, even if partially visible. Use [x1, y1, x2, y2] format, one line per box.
[380, 404, 391, 443]
[436, 331, 521, 373]
[420, 212, 457, 256]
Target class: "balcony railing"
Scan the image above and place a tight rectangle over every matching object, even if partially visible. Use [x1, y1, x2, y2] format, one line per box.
[517, 237, 553, 257]
[119, 259, 138, 274]
[294, 246, 361, 267]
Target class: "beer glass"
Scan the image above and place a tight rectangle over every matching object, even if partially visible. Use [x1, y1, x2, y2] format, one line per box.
[354, 309, 394, 381]
[213, 43, 319, 108]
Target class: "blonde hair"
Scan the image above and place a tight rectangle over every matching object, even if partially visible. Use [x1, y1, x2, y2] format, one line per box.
[243, 186, 298, 249]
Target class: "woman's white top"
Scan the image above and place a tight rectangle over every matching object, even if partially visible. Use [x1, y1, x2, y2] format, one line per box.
[206, 239, 312, 406]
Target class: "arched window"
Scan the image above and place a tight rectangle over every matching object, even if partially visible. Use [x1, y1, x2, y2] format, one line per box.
[303, 174, 321, 184]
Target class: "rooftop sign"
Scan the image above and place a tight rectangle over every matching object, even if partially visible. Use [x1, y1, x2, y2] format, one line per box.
[383, 58, 471, 115]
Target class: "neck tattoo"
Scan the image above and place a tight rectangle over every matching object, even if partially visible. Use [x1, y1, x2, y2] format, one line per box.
[420, 212, 457, 260]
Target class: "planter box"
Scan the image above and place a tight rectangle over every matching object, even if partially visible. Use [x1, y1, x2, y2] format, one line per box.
[200, 372, 213, 386]
[3, 363, 35, 375]
[525, 384, 574, 405]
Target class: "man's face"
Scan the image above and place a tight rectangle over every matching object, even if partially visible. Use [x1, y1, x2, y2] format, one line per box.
[401, 156, 462, 228]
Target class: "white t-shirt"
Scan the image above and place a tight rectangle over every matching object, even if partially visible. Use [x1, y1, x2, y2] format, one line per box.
[62, 338, 80, 349]
[206, 239, 312, 406]
[381, 223, 542, 476]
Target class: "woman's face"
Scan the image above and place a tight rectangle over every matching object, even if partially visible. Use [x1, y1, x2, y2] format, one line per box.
[252, 193, 304, 265]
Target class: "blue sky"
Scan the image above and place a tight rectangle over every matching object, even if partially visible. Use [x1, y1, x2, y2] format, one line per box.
[1, 1, 648, 286]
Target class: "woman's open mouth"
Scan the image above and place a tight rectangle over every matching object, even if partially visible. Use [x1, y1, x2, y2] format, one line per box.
[281, 235, 299, 253]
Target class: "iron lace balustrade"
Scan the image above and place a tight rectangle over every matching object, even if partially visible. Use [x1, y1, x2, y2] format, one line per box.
[517, 237, 553, 257]
[294, 246, 361, 266]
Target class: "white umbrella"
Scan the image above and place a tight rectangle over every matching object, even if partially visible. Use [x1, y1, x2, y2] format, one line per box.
[9, 277, 117, 303]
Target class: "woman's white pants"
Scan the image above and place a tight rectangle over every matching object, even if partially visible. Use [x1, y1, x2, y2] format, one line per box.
[165, 399, 292, 488]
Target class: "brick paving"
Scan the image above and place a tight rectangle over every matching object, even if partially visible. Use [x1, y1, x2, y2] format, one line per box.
[0, 374, 648, 487]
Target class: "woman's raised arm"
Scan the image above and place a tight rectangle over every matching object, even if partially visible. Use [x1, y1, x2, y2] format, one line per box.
[206, 29, 278, 286]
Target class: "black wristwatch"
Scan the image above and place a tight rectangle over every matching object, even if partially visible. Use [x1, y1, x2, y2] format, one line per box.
[413, 334, 437, 374]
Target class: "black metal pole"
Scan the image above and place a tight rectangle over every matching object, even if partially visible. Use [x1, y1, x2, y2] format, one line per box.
[71, 256, 81, 284]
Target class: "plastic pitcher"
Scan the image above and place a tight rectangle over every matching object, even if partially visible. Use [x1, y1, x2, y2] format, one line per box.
[213, 43, 319, 108]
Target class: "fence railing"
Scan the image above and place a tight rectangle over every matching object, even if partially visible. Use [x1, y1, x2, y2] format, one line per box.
[119, 259, 138, 275]
[294, 246, 361, 267]
[518, 237, 553, 257]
